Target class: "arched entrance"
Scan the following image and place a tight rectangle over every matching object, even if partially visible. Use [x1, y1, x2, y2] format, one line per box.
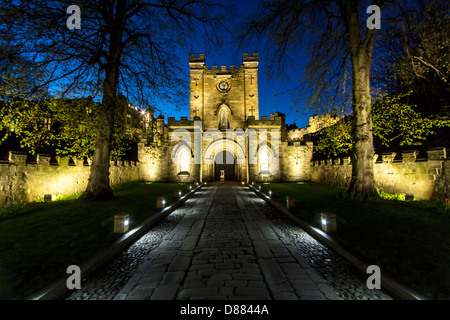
[214, 151, 235, 181]
[203, 137, 246, 182]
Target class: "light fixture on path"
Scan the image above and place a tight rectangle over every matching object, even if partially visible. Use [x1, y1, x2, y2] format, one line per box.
[321, 212, 336, 233]
[114, 214, 129, 233]
[286, 196, 295, 208]
[44, 194, 56, 202]
[157, 196, 166, 208]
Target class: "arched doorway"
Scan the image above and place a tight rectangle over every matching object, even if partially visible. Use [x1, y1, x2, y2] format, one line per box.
[203, 138, 245, 182]
[214, 151, 235, 181]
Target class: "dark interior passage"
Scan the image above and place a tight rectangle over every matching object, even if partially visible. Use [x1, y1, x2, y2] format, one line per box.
[214, 151, 235, 181]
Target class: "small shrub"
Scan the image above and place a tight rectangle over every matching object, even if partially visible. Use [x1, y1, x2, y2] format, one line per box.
[377, 189, 405, 201]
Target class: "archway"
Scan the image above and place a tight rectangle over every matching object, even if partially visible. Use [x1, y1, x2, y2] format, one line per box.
[214, 151, 235, 181]
[203, 137, 246, 182]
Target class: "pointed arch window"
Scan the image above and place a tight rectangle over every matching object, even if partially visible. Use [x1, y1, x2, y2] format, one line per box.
[179, 148, 190, 173]
[259, 147, 270, 173]
[219, 108, 228, 130]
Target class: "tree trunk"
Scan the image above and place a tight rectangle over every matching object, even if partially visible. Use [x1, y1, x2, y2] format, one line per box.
[81, 68, 117, 199]
[347, 55, 377, 197]
[81, 88, 115, 199]
[81, 4, 125, 199]
[343, 0, 378, 198]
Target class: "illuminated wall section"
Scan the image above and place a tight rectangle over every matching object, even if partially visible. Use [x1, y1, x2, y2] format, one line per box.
[310, 147, 448, 200]
[0, 151, 141, 206]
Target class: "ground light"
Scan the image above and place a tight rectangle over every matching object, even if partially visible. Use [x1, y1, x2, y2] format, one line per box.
[114, 214, 129, 233]
[321, 212, 336, 233]
[157, 196, 166, 208]
[44, 194, 56, 202]
[286, 196, 295, 208]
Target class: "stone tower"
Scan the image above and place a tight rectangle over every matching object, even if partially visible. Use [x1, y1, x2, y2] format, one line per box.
[188, 52, 259, 130]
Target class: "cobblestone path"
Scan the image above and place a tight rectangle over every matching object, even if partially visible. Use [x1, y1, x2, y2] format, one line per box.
[68, 182, 392, 300]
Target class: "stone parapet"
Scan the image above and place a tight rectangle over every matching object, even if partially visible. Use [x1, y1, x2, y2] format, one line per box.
[0, 153, 141, 206]
[168, 117, 195, 127]
[247, 116, 283, 126]
[8, 151, 27, 165]
[427, 147, 446, 160]
[310, 148, 449, 200]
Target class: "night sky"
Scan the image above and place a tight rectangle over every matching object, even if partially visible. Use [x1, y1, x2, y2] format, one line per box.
[163, 0, 312, 129]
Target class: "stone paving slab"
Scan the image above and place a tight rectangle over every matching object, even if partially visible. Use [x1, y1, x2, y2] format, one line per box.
[113, 182, 337, 300]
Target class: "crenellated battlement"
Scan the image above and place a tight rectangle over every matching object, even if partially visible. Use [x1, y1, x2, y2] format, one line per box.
[310, 147, 448, 200]
[167, 117, 196, 127]
[311, 148, 447, 167]
[247, 115, 283, 127]
[243, 52, 258, 61]
[205, 65, 242, 73]
[189, 53, 205, 62]
[2, 151, 139, 167]
[190, 52, 258, 72]
[0, 151, 140, 206]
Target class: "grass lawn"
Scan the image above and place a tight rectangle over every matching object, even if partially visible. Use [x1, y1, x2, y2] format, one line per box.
[0, 182, 192, 300]
[256, 182, 450, 300]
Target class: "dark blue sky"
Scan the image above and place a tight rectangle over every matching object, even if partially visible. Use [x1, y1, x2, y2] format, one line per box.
[163, 0, 313, 129]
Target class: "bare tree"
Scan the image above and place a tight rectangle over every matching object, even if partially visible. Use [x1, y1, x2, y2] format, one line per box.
[1, 0, 223, 199]
[377, 0, 450, 117]
[238, 0, 400, 197]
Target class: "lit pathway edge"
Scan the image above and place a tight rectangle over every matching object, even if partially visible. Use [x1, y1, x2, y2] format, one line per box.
[112, 182, 340, 300]
[248, 184, 427, 300]
[26, 185, 204, 301]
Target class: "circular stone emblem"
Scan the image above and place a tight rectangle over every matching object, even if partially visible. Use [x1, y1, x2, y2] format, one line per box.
[218, 81, 230, 92]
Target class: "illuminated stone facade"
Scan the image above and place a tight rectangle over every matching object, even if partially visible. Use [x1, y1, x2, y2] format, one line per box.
[307, 114, 342, 134]
[138, 52, 313, 184]
[2, 53, 446, 206]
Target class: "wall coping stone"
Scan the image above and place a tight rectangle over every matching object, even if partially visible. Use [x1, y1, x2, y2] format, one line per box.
[8, 151, 27, 164]
[427, 147, 446, 160]
[311, 147, 447, 168]
[37, 154, 51, 166]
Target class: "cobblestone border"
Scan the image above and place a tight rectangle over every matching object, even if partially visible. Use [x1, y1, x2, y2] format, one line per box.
[248, 184, 428, 300]
[26, 185, 203, 300]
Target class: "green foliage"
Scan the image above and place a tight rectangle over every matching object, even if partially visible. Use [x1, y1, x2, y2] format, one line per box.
[312, 92, 450, 158]
[0, 96, 141, 160]
[312, 117, 352, 158]
[372, 92, 450, 148]
[0, 99, 53, 150]
[48, 98, 97, 158]
[377, 189, 406, 201]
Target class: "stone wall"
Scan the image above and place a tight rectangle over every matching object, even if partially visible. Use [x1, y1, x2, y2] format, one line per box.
[310, 147, 449, 200]
[137, 142, 170, 182]
[279, 141, 314, 182]
[0, 151, 140, 206]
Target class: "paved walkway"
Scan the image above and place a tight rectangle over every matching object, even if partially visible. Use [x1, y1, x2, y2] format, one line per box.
[112, 182, 339, 300]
